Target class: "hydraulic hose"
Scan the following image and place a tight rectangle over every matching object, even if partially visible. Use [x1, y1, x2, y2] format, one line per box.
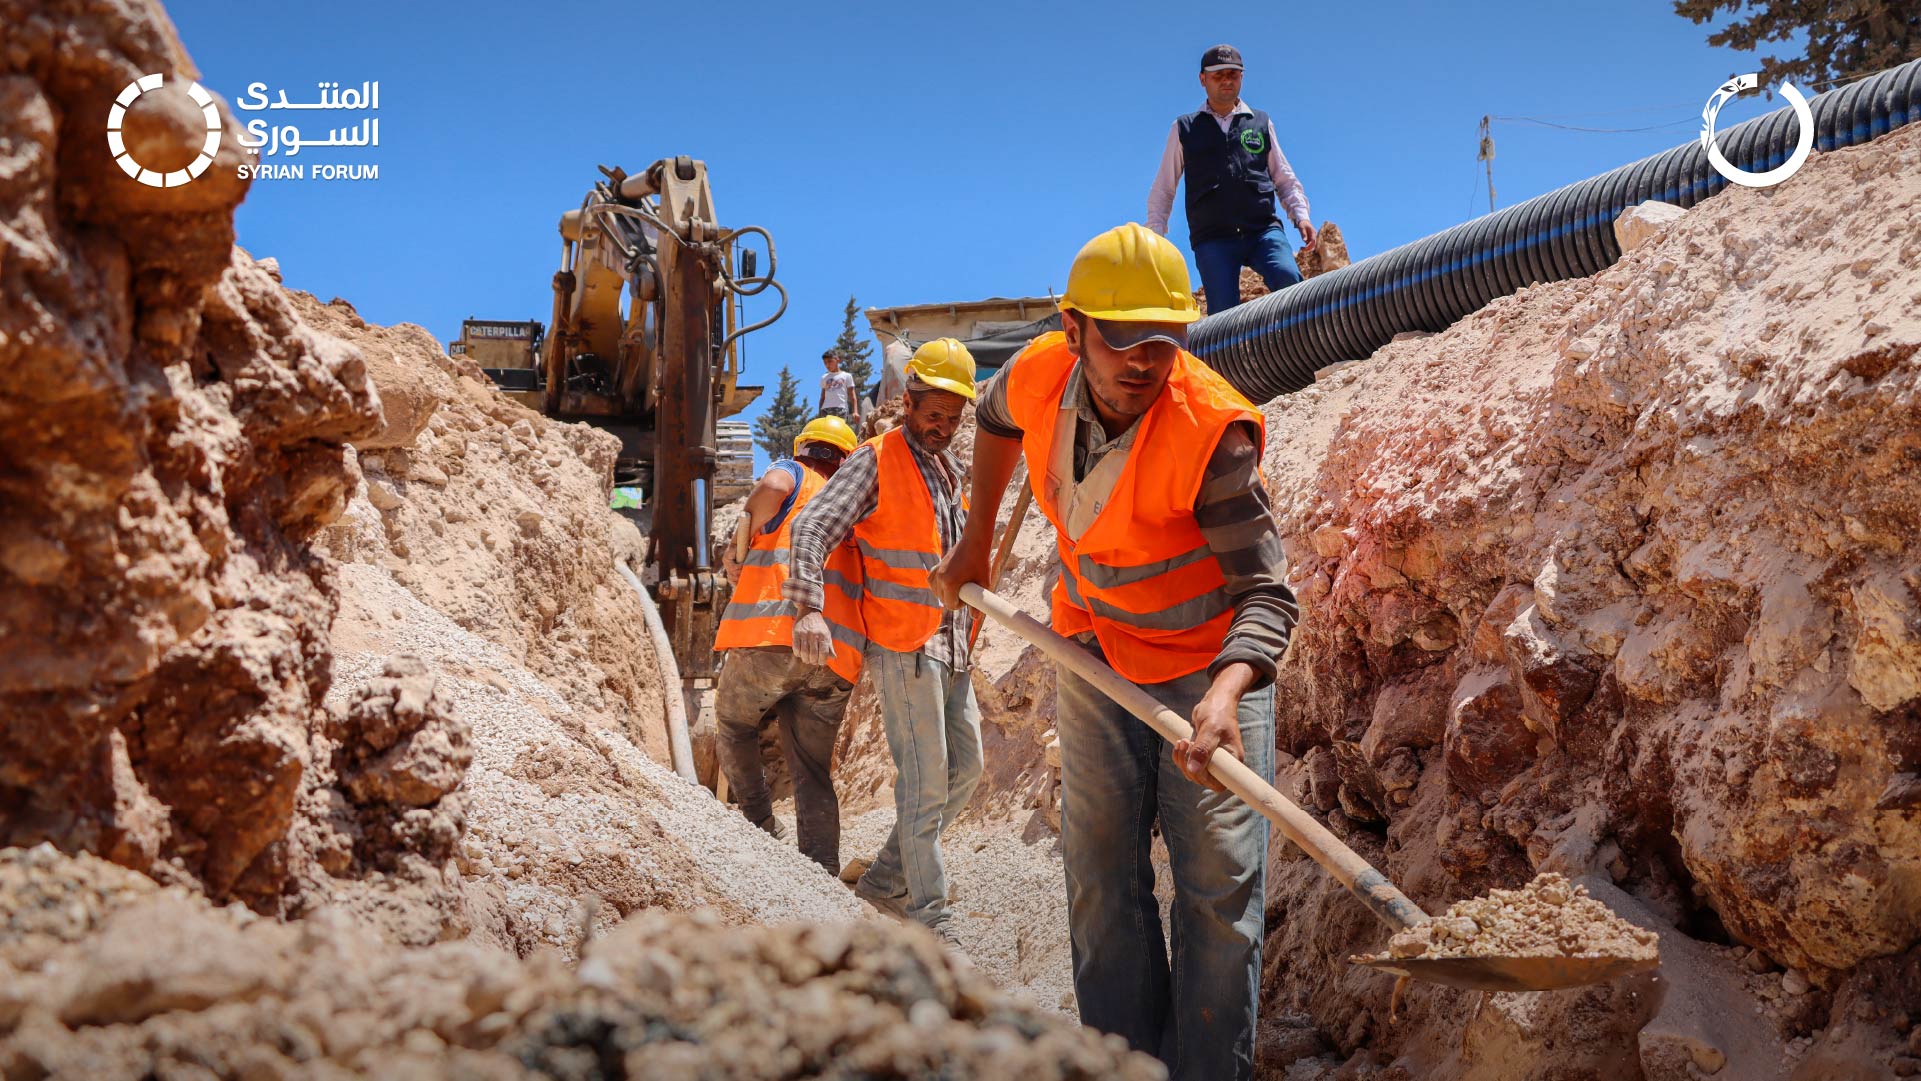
[1190, 59, 1921, 401]
[614, 561, 699, 783]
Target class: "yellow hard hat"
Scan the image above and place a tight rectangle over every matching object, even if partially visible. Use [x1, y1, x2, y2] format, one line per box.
[1057, 223, 1202, 325]
[907, 338, 978, 401]
[794, 414, 858, 455]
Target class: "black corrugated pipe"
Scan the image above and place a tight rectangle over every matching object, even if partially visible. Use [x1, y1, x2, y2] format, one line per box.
[1190, 58, 1921, 402]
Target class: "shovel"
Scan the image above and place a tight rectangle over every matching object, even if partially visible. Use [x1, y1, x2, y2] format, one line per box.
[966, 477, 1034, 654]
[959, 582, 1659, 993]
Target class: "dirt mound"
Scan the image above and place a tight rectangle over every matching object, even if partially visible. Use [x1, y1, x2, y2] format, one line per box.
[303, 289, 670, 762]
[0, 845, 1161, 1080]
[0, 0, 467, 928]
[289, 271, 884, 951]
[1255, 123, 1921, 1078]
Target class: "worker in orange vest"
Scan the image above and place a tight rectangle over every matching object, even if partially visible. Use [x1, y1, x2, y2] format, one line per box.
[786, 340, 981, 948]
[931, 224, 1299, 1080]
[714, 415, 864, 872]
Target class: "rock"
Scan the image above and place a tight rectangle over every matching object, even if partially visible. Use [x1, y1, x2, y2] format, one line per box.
[1501, 604, 1598, 742]
[1613, 200, 1688, 253]
[1295, 221, 1350, 280]
[1254, 120, 1921, 1078]
[1301, 745, 1342, 813]
[1445, 669, 1536, 796]
[1874, 775, 1921, 806]
[365, 477, 404, 511]
[0, 0, 384, 907]
[1, 849, 1162, 1078]
[56, 896, 272, 1026]
[1782, 968, 1812, 995]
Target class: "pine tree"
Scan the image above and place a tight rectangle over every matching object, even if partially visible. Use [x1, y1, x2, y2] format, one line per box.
[832, 295, 876, 399]
[752, 366, 808, 461]
[1674, 1, 1919, 91]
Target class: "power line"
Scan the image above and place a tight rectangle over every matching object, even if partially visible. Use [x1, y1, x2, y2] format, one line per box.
[1506, 100, 1701, 120]
[1492, 61, 1913, 135]
[1492, 115, 1697, 134]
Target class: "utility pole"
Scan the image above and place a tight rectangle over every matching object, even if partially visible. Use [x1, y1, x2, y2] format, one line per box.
[1477, 115, 1496, 213]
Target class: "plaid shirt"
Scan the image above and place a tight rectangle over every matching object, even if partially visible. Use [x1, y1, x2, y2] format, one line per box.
[784, 428, 970, 669]
[975, 354, 1299, 685]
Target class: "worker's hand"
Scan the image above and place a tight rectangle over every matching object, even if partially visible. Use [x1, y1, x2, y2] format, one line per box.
[791, 610, 833, 667]
[930, 530, 992, 611]
[721, 531, 744, 584]
[1296, 219, 1318, 252]
[1175, 685, 1247, 793]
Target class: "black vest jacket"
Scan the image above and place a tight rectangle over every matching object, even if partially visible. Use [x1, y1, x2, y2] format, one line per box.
[1178, 107, 1280, 244]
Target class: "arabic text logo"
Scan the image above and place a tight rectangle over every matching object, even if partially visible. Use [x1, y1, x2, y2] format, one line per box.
[1238, 128, 1265, 155]
[1700, 73, 1813, 188]
[108, 74, 221, 188]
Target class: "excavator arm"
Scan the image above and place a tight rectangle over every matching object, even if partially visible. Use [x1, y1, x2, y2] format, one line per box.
[527, 156, 786, 784]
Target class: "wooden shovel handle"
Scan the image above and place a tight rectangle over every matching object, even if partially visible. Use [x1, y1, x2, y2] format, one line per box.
[959, 582, 1430, 933]
[967, 479, 1034, 652]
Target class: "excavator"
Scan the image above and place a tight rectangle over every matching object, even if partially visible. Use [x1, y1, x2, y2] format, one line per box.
[456, 156, 785, 785]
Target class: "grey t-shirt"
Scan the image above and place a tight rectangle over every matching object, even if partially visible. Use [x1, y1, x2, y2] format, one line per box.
[819, 370, 855, 413]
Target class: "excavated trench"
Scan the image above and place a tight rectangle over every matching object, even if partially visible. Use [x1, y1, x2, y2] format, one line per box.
[2, 0, 1919, 1078]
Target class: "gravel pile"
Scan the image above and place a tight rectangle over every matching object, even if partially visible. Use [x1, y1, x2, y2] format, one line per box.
[832, 808, 1079, 1016]
[1369, 873, 1660, 962]
[330, 561, 865, 956]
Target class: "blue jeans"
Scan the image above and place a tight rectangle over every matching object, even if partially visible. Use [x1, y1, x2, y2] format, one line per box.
[1057, 642, 1275, 1081]
[1193, 224, 1301, 314]
[857, 649, 983, 929]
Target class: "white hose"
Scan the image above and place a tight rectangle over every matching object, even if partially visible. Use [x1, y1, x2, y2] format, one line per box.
[615, 562, 698, 783]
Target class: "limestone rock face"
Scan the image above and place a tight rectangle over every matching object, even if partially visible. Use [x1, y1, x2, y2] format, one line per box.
[0, 0, 403, 908]
[1258, 121, 1921, 1077]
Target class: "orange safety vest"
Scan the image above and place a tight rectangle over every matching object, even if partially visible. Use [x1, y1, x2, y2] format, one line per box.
[850, 427, 966, 654]
[1004, 332, 1264, 684]
[714, 462, 866, 684]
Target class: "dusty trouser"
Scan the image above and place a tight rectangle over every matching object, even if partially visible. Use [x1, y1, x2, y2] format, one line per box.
[714, 646, 853, 872]
[1057, 639, 1275, 1081]
[855, 649, 982, 931]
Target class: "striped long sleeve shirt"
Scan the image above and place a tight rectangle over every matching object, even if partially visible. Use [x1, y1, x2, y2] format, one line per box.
[974, 354, 1299, 685]
[783, 431, 971, 669]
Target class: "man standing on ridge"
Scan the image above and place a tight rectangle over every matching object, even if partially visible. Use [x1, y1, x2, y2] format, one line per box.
[1147, 43, 1317, 313]
[786, 339, 982, 948]
[931, 224, 1300, 1079]
[819, 348, 858, 419]
[714, 415, 864, 873]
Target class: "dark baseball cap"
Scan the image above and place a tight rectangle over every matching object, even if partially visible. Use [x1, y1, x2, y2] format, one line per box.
[1200, 44, 1244, 72]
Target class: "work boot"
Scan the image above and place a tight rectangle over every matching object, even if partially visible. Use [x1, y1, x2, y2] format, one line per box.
[752, 814, 786, 841]
[853, 875, 908, 919]
[928, 919, 971, 965]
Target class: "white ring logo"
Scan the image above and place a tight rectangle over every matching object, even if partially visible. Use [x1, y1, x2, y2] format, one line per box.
[1700, 73, 1813, 188]
[107, 74, 221, 188]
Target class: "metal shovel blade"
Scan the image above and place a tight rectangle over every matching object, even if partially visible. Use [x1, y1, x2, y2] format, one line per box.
[1350, 952, 1660, 992]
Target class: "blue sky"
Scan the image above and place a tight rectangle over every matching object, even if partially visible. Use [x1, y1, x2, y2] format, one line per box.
[167, 0, 1786, 471]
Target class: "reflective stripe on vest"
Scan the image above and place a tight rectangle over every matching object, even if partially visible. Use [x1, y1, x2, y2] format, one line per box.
[714, 463, 866, 684]
[850, 427, 963, 654]
[1006, 332, 1263, 683]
